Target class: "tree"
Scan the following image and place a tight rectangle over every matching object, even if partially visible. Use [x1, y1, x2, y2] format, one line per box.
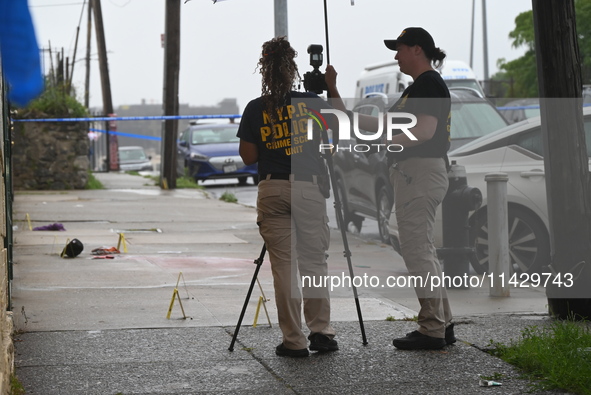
[576, 0, 591, 82]
[533, 0, 591, 319]
[493, 0, 591, 98]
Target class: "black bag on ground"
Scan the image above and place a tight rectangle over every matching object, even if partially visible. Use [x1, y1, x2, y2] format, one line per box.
[64, 238, 84, 258]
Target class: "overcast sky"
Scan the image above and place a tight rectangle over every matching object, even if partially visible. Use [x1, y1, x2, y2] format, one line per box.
[29, 0, 532, 113]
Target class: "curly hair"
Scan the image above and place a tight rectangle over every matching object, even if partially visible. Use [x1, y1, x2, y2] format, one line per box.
[256, 36, 301, 126]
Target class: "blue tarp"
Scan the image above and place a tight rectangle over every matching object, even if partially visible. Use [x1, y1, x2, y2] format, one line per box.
[0, 0, 44, 107]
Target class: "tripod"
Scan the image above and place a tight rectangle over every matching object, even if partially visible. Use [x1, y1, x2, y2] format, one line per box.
[321, 129, 368, 346]
[228, 244, 266, 352]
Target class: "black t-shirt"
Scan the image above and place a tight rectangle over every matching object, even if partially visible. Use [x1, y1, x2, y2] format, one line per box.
[237, 91, 336, 176]
[387, 70, 451, 162]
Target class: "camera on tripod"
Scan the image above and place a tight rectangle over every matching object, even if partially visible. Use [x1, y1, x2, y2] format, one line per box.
[303, 44, 327, 94]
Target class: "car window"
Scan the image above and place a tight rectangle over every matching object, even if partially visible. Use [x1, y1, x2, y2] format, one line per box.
[451, 102, 508, 139]
[178, 129, 189, 144]
[191, 127, 239, 144]
[512, 127, 543, 156]
[511, 119, 591, 158]
[119, 148, 146, 161]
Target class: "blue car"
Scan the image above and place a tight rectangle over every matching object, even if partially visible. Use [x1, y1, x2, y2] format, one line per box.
[177, 122, 258, 185]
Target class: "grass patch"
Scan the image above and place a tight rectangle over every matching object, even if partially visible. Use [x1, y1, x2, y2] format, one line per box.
[491, 319, 591, 394]
[220, 191, 238, 203]
[479, 372, 505, 381]
[176, 175, 203, 189]
[85, 172, 104, 189]
[143, 174, 202, 189]
[11, 375, 25, 395]
[385, 315, 418, 322]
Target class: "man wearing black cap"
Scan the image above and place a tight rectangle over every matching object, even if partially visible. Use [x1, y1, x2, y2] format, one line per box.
[326, 27, 455, 350]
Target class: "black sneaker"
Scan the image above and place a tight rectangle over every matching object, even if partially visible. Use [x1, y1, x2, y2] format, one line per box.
[275, 343, 309, 357]
[308, 333, 339, 352]
[392, 330, 446, 350]
[446, 323, 457, 345]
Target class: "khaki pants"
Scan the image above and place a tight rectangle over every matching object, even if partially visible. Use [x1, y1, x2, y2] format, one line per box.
[390, 157, 453, 338]
[257, 177, 335, 350]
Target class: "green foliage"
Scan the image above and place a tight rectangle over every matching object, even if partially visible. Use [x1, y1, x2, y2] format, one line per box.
[85, 172, 104, 190]
[15, 79, 87, 118]
[175, 175, 203, 189]
[508, 11, 536, 51]
[576, 0, 591, 82]
[492, 319, 591, 394]
[495, 0, 591, 98]
[220, 191, 238, 203]
[385, 315, 418, 322]
[144, 173, 203, 189]
[479, 372, 505, 381]
[10, 375, 25, 395]
[495, 10, 539, 97]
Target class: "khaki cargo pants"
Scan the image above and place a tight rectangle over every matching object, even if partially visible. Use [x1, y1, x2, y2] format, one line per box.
[390, 157, 453, 338]
[257, 177, 336, 350]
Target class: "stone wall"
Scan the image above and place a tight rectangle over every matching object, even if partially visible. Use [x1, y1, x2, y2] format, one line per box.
[12, 121, 90, 190]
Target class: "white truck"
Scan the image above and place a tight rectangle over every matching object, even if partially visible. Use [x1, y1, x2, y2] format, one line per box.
[355, 59, 485, 99]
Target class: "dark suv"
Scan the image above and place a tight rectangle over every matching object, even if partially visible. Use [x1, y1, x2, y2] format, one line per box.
[332, 89, 508, 244]
[177, 122, 258, 185]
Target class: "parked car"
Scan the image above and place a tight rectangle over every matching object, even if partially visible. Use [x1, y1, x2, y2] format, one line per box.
[118, 146, 153, 172]
[333, 89, 509, 243]
[497, 98, 541, 124]
[390, 107, 591, 275]
[498, 94, 591, 124]
[177, 122, 258, 185]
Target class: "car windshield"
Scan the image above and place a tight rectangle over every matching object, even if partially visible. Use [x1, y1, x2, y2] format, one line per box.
[451, 102, 508, 139]
[191, 128, 239, 145]
[446, 80, 485, 96]
[119, 148, 146, 161]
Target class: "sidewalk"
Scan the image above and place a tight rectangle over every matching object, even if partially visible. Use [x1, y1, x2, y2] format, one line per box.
[12, 172, 556, 394]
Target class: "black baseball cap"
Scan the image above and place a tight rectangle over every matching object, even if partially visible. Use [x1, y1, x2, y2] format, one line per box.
[384, 27, 435, 52]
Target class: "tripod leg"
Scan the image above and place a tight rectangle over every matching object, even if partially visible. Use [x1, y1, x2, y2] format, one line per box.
[228, 245, 267, 352]
[325, 153, 368, 345]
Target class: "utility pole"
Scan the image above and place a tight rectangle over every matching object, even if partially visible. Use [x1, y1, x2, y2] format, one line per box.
[92, 0, 113, 115]
[92, 0, 118, 170]
[481, 0, 489, 95]
[84, 0, 92, 109]
[274, 0, 288, 38]
[533, 0, 591, 319]
[160, 0, 181, 189]
[469, 0, 475, 69]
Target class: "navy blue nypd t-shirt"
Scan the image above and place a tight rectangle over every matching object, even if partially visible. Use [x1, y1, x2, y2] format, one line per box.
[387, 70, 451, 163]
[237, 91, 336, 176]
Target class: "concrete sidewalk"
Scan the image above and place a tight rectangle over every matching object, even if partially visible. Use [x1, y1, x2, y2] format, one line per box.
[11, 172, 557, 394]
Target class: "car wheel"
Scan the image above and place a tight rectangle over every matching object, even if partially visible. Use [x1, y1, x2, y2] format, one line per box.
[252, 175, 259, 185]
[469, 206, 550, 275]
[376, 185, 393, 244]
[238, 176, 248, 186]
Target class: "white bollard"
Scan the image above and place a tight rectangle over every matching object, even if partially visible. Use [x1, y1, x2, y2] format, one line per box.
[485, 173, 510, 297]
